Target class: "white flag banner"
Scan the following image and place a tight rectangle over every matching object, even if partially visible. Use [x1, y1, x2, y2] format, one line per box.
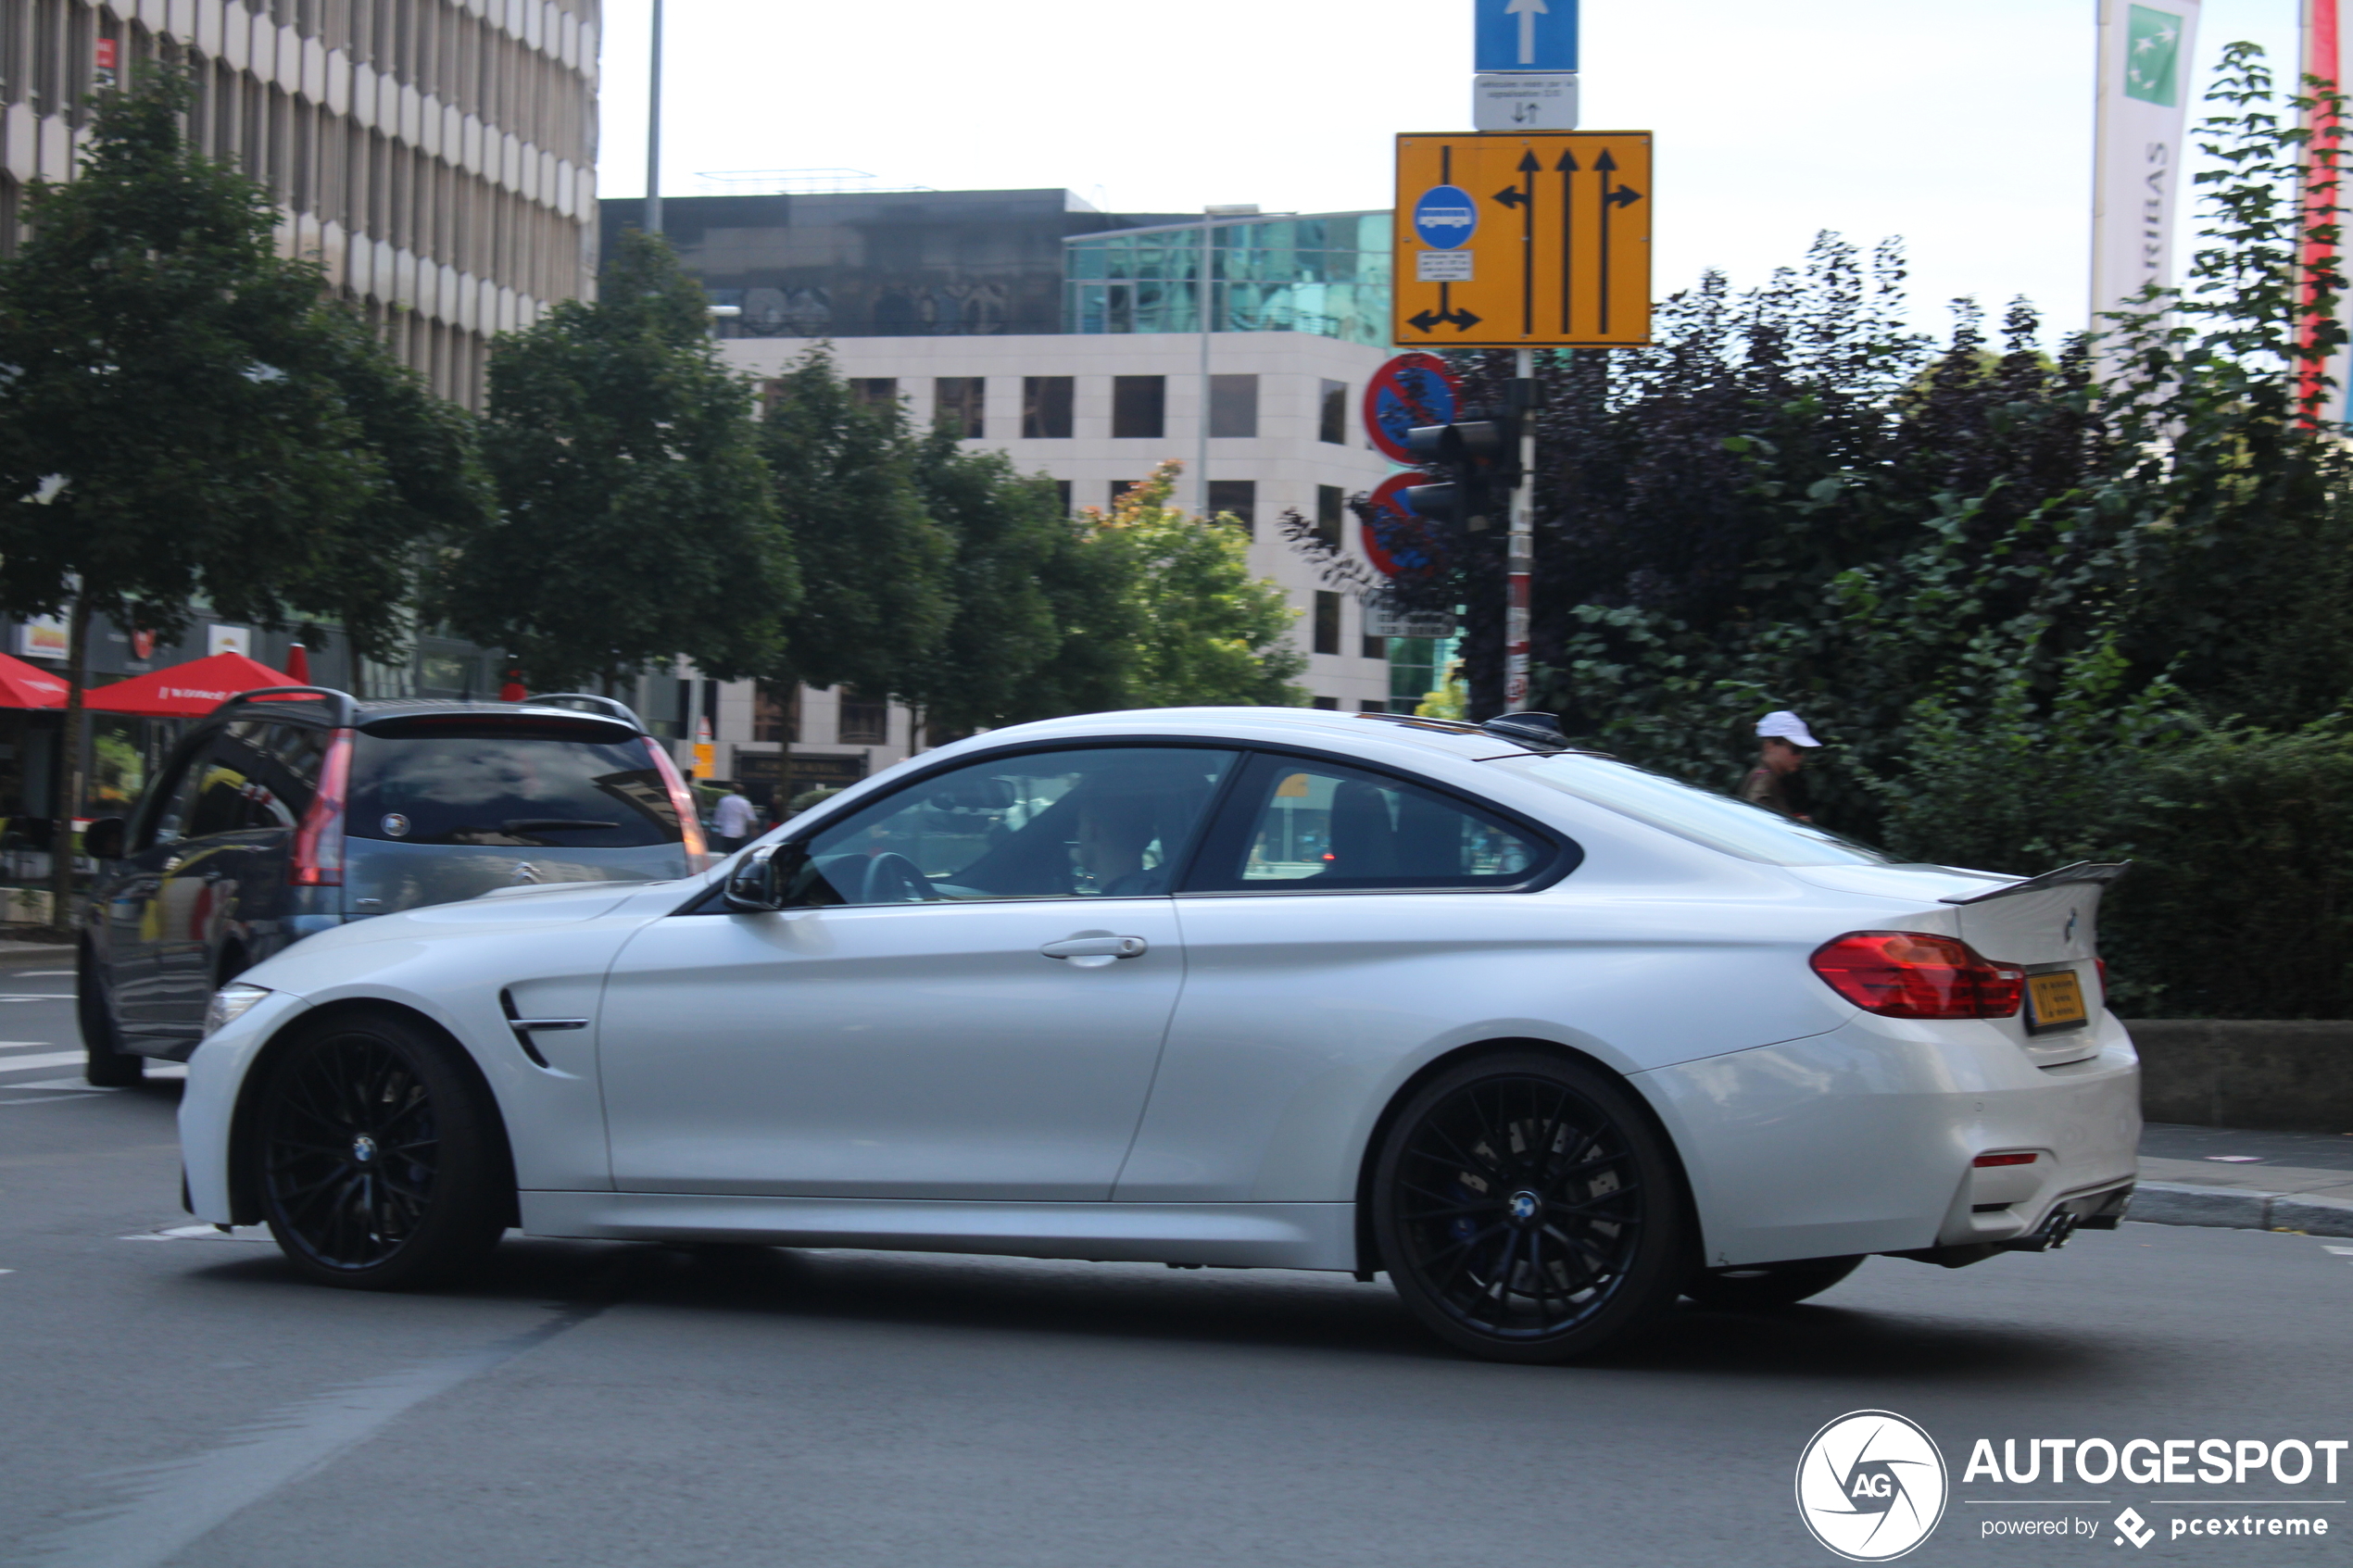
[2303, 0, 2352, 423]
[2091, 0, 2202, 338]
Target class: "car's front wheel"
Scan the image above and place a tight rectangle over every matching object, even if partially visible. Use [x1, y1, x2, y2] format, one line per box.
[252, 1011, 509, 1289]
[1371, 1050, 1690, 1363]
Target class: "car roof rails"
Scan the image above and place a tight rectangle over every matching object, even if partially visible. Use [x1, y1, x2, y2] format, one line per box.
[522, 692, 648, 731]
[223, 685, 361, 727]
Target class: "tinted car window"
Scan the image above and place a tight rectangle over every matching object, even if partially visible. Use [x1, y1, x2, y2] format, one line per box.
[184, 724, 308, 839]
[802, 747, 1238, 905]
[1187, 755, 1557, 892]
[349, 724, 682, 848]
[1512, 756, 1897, 867]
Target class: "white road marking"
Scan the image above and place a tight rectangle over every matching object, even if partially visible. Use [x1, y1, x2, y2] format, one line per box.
[0, 993, 78, 1001]
[0, 1051, 95, 1074]
[14, 970, 74, 976]
[15, 1304, 607, 1568]
[119, 1224, 271, 1243]
[0, 1040, 57, 1048]
[2205, 1155, 2264, 1162]
[2326, 1245, 2353, 1256]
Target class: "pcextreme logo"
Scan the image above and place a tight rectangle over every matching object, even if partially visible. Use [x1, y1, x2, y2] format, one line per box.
[1796, 1411, 1951, 1562]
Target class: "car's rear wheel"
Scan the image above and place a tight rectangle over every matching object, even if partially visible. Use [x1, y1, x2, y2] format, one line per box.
[253, 1011, 508, 1289]
[79, 943, 145, 1087]
[1684, 1255, 1863, 1311]
[1371, 1050, 1689, 1363]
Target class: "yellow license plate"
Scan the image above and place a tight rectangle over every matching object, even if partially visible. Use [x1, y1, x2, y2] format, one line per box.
[2026, 971, 2089, 1034]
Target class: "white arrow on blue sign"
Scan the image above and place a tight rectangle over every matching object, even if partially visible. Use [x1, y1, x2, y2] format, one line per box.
[1475, 0, 1577, 72]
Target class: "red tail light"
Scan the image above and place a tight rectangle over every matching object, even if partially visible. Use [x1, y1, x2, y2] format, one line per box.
[1809, 932, 2025, 1020]
[645, 739, 709, 861]
[289, 728, 353, 886]
[2095, 958, 2108, 1004]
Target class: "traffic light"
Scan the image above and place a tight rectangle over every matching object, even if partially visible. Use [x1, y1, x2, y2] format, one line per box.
[1402, 411, 1522, 531]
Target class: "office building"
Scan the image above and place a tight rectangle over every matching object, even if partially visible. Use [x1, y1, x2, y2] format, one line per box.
[1, 0, 602, 408]
[606, 188, 1408, 802]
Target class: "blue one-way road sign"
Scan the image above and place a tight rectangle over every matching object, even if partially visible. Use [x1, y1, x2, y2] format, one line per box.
[1475, 0, 1577, 72]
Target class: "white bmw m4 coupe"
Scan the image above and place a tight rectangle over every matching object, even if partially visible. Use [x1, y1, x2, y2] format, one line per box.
[179, 708, 2141, 1362]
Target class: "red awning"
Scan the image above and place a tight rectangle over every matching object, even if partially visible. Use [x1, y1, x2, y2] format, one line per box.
[0, 652, 69, 709]
[82, 651, 296, 718]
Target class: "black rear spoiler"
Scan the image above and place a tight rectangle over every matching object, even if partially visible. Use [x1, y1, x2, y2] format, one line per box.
[1939, 860, 2132, 906]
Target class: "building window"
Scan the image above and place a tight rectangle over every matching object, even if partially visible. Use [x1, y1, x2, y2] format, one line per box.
[1113, 375, 1165, 438]
[1207, 479, 1256, 536]
[849, 378, 898, 410]
[1319, 379, 1348, 445]
[752, 683, 798, 745]
[935, 377, 986, 438]
[1358, 699, 1388, 712]
[1314, 591, 1341, 656]
[1053, 479, 1073, 513]
[1209, 373, 1258, 438]
[837, 691, 888, 746]
[1316, 485, 1345, 551]
[1111, 479, 1141, 508]
[1362, 633, 1387, 661]
[1023, 376, 1074, 438]
[1310, 696, 1340, 710]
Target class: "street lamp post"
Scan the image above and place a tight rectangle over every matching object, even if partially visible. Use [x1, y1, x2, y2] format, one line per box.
[646, 0, 664, 235]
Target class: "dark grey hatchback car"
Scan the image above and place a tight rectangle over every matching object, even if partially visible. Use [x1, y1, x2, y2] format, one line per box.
[77, 685, 709, 1085]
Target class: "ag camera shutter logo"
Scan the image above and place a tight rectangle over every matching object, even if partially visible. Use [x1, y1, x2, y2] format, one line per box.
[1796, 1410, 1949, 1561]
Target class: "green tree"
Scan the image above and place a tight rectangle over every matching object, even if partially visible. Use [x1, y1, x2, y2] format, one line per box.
[1097, 463, 1304, 709]
[438, 229, 794, 691]
[903, 428, 1065, 734]
[0, 71, 493, 918]
[757, 350, 951, 710]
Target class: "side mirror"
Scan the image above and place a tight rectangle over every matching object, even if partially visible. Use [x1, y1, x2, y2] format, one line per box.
[723, 843, 807, 912]
[82, 817, 126, 861]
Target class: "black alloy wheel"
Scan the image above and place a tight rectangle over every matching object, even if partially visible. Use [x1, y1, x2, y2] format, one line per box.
[1684, 1255, 1864, 1311]
[1372, 1050, 1689, 1363]
[254, 1012, 509, 1289]
[79, 943, 145, 1087]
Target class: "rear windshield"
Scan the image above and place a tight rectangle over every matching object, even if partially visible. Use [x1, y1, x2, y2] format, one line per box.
[1513, 755, 1898, 867]
[348, 730, 683, 848]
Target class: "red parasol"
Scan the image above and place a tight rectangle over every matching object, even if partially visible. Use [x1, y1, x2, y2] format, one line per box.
[82, 651, 297, 718]
[499, 670, 527, 702]
[285, 644, 311, 683]
[0, 652, 69, 709]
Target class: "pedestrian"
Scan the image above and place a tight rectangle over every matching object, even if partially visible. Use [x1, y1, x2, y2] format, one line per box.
[711, 782, 758, 854]
[1741, 710, 1819, 822]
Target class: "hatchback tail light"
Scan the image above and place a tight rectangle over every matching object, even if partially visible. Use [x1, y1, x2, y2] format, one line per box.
[1809, 931, 2025, 1020]
[644, 739, 710, 862]
[289, 728, 354, 886]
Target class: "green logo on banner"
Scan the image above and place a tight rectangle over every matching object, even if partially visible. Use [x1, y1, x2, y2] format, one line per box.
[2126, 6, 2183, 107]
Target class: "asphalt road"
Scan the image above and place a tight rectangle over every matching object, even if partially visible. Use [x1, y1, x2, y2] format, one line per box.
[3, 945, 2347, 1568]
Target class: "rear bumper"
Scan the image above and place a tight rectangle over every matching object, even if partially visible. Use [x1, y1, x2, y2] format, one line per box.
[1635, 1010, 2141, 1268]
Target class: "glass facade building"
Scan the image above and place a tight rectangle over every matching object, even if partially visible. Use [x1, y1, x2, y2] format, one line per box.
[1063, 213, 1391, 347]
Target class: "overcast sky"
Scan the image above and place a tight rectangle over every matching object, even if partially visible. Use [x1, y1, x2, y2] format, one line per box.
[594, 0, 2301, 341]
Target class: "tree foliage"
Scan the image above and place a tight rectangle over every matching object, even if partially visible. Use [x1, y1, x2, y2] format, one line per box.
[757, 350, 952, 699]
[0, 70, 484, 652]
[439, 229, 794, 689]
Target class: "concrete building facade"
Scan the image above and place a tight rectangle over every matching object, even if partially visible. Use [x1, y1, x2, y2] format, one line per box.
[0, 0, 603, 408]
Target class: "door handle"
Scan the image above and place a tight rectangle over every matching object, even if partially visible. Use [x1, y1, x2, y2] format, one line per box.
[1039, 935, 1149, 960]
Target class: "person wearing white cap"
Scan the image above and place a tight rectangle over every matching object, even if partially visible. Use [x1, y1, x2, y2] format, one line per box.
[1742, 710, 1820, 822]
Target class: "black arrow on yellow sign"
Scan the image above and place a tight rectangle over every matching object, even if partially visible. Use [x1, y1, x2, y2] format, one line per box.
[1594, 147, 1642, 336]
[1554, 147, 1579, 336]
[1408, 285, 1482, 334]
[1492, 150, 1541, 334]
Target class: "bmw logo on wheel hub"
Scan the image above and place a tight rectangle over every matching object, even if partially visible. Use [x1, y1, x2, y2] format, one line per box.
[1506, 1190, 1541, 1223]
[350, 1135, 378, 1164]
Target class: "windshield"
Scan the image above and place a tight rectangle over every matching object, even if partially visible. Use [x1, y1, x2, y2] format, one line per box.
[349, 729, 684, 848]
[1512, 756, 1899, 867]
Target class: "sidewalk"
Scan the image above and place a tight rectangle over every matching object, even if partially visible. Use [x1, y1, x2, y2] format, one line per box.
[2134, 1122, 2353, 1236]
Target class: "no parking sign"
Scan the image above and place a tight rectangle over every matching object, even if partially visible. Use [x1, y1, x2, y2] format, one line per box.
[1362, 353, 1463, 465]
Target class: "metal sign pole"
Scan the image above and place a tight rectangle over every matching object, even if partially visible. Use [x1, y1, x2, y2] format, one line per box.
[1504, 346, 1535, 709]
